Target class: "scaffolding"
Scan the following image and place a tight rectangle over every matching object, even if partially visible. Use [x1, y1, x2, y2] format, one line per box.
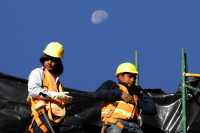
[181, 48, 200, 133]
[135, 51, 139, 86]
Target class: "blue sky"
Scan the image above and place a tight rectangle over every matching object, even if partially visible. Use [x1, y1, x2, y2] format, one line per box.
[0, 1, 200, 93]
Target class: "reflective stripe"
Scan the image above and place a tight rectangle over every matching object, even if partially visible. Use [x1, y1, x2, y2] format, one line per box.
[117, 101, 134, 107]
[47, 103, 65, 116]
[33, 102, 65, 116]
[103, 108, 132, 117]
[32, 102, 45, 111]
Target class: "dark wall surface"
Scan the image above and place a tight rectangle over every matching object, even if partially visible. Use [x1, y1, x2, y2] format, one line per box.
[0, 72, 199, 133]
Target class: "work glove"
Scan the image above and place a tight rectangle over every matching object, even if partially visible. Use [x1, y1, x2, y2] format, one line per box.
[50, 91, 73, 104]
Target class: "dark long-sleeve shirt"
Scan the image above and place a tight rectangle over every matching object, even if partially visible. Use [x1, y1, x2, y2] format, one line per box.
[94, 80, 157, 115]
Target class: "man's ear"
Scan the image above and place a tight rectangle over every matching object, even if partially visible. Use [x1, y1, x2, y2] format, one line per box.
[118, 74, 123, 81]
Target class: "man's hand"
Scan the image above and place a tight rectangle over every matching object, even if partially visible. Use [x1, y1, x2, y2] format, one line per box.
[50, 91, 73, 104]
[134, 86, 143, 95]
[121, 91, 133, 103]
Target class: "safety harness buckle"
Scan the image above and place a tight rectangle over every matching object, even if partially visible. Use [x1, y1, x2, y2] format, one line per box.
[138, 109, 142, 114]
[106, 109, 114, 118]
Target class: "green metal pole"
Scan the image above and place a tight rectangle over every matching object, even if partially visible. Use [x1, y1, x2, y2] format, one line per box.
[184, 53, 188, 74]
[135, 51, 139, 86]
[181, 48, 187, 133]
[184, 53, 188, 98]
[185, 85, 200, 92]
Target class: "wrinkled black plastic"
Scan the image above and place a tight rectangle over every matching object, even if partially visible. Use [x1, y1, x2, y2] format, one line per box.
[0, 72, 200, 133]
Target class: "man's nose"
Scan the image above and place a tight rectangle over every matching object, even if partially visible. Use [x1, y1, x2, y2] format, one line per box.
[131, 77, 134, 81]
[47, 59, 52, 64]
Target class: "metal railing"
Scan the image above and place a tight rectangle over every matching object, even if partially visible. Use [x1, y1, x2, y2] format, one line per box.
[181, 48, 200, 133]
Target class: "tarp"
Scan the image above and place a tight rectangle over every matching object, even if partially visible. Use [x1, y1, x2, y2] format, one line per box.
[0, 72, 200, 133]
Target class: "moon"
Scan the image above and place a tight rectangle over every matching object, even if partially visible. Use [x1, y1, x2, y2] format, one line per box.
[91, 10, 108, 24]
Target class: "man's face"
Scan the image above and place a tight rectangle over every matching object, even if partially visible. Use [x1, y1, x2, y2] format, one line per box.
[119, 73, 137, 87]
[43, 58, 57, 71]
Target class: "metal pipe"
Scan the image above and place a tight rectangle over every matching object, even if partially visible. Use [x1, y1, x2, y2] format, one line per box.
[135, 51, 139, 86]
[181, 48, 187, 133]
[43, 112, 55, 133]
[185, 73, 200, 78]
[185, 85, 200, 92]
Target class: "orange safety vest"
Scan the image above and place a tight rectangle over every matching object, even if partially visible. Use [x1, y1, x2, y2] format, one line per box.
[32, 69, 66, 117]
[28, 69, 66, 133]
[101, 84, 140, 129]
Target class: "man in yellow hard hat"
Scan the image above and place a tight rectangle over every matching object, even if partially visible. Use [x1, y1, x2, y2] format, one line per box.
[95, 62, 157, 133]
[27, 42, 73, 133]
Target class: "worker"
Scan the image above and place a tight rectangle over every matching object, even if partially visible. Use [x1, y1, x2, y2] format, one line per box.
[27, 42, 73, 133]
[94, 62, 157, 133]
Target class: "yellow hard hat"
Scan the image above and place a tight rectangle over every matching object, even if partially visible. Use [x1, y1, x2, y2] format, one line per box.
[115, 62, 138, 77]
[43, 42, 64, 58]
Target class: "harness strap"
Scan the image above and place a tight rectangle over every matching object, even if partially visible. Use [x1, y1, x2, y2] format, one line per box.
[107, 118, 124, 129]
[28, 97, 49, 133]
[28, 109, 48, 133]
[102, 102, 124, 129]
[47, 102, 65, 123]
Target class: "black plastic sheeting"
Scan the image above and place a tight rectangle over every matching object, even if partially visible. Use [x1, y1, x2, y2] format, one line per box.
[0, 72, 200, 133]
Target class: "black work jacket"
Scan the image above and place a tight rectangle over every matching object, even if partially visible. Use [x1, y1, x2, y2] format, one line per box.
[94, 80, 157, 115]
